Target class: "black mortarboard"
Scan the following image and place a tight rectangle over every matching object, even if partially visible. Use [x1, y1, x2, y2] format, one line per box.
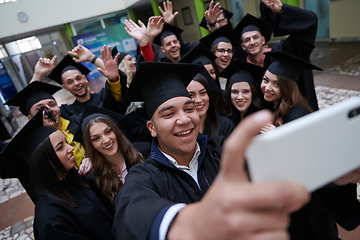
[153, 23, 183, 46]
[264, 51, 322, 82]
[199, 8, 233, 30]
[220, 59, 265, 89]
[233, 14, 271, 43]
[4, 81, 61, 116]
[199, 24, 237, 50]
[73, 103, 127, 142]
[112, 46, 129, 65]
[179, 42, 217, 65]
[47, 55, 91, 85]
[1, 108, 56, 162]
[121, 62, 201, 118]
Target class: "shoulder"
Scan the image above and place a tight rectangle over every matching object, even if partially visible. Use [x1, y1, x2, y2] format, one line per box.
[284, 104, 311, 123]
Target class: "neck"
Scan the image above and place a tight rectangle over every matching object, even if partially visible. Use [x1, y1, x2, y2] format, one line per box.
[76, 91, 91, 103]
[240, 110, 246, 120]
[199, 115, 206, 133]
[248, 52, 264, 66]
[159, 145, 196, 168]
[106, 152, 125, 175]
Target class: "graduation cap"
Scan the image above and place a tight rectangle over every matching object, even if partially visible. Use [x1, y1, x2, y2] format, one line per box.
[112, 46, 129, 65]
[199, 7, 233, 30]
[4, 81, 61, 116]
[1, 107, 56, 162]
[220, 59, 265, 89]
[196, 67, 222, 98]
[153, 23, 183, 46]
[179, 42, 217, 65]
[233, 14, 271, 43]
[264, 51, 322, 83]
[199, 24, 237, 50]
[73, 103, 127, 142]
[121, 62, 201, 118]
[47, 55, 91, 85]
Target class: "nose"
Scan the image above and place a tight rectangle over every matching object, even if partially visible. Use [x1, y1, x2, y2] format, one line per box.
[193, 94, 201, 103]
[236, 93, 244, 100]
[102, 136, 110, 144]
[176, 111, 191, 125]
[67, 143, 74, 153]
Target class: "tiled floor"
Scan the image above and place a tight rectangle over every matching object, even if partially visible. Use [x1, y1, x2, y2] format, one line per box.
[1, 41, 360, 239]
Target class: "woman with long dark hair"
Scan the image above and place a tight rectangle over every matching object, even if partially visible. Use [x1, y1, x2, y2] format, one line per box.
[3, 109, 116, 240]
[82, 114, 144, 203]
[220, 60, 265, 125]
[187, 74, 234, 142]
[260, 51, 322, 130]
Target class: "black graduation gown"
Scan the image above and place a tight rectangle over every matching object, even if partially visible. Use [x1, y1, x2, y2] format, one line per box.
[263, 4, 319, 111]
[33, 177, 115, 240]
[283, 103, 311, 124]
[112, 134, 222, 240]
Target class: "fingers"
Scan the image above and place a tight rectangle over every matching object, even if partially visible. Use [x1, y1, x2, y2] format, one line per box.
[220, 110, 273, 182]
[232, 181, 309, 213]
[50, 55, 57, 64]
[138, 20, 145, 28]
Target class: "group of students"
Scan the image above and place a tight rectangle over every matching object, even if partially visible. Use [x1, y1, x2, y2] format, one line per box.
[1, 0, 360, 239]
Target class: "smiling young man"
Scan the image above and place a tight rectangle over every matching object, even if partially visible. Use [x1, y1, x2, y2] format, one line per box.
[112, 62, 310, 240]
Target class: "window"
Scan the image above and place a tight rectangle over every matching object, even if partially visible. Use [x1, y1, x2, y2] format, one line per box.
[16, 36, 42, 53]
[0, 45, 8, 59]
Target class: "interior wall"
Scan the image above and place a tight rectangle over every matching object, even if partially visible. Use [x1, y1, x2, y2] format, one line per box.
[0, 0, 139, 40]
[329, 0, 360, 39]
[172, 0, 201, 43]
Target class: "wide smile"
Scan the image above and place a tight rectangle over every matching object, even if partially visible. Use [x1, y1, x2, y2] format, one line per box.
[195, 104, 204, 111]
[68, 154, 75, 162]
[103, 142, 114, 150]
[174, 129, 193, 137]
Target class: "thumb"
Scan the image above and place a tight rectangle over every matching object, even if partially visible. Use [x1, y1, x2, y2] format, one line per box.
[220, 110, 272, 182]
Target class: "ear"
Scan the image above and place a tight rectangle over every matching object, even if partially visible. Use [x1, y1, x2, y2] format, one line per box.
[261, 36, 265, 45]
[160, 46, 165, 53]
[27, 115, 32, 120]
[241, 43, 245, 51]
[61, 84, 68, 91]
[146, 120, 157, 138]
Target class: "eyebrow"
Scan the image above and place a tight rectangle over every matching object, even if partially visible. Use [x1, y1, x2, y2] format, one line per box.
[158, 99, 194, 114]
[54, 141, 63, 149]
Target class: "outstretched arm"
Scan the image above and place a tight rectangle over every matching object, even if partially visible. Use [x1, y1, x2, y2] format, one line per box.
[98, 45, 119, 82]
[30, 56, 57, 83]
[68, 45, 105, 70]
[158, 0, 178, 25]
[168, 110, 309, 239]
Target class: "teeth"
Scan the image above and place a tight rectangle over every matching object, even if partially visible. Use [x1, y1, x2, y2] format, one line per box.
[104, 143, 113, 149]
[195, 105, 203, 109]
[176, 130, 191, 136]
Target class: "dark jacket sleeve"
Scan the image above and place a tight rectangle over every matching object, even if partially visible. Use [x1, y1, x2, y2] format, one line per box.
[112, 163, 175, 240]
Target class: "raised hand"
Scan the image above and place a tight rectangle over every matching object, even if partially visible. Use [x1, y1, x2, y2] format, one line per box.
[124, 19, 148, 47]
[68, 45, 94, 63]
[261, 0, 283, 13]
[158, 0, 178, 25]
[98, 45, 119, 82]
[204, 0, 223, 24]
[168, 110, 309, 240]
[30, 56, 57, 82]
[146, 16, 164, 44]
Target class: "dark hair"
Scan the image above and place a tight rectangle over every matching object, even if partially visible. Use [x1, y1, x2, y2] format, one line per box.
[273, 75, 313, 127]
[29, 137, 87, 207]
[224, 81, 263, 123]
[83, 117, 143, 202]
[191, 76, 220, 139]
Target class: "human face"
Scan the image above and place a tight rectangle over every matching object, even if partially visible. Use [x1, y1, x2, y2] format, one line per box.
[204, 64, 216, 80]
[215, 13, 228, 29]
[161, 35, 181, 62]
[89, 122, 119, 159]
[214, 42, 233, 71]
[123, 55, 136, 73]
[49, 130, 75, 171]
[261, 70, 282, 105]
[187, 80, 209, 118]
[230, 82, 252, 113]
[61, 70, 89, 98]
[29, 99, 61, 128]
[147, 97, 200, 161]
[241, 30, 265, 56]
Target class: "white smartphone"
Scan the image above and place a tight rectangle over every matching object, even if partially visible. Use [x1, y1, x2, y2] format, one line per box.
[246, 97, 360, 192]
